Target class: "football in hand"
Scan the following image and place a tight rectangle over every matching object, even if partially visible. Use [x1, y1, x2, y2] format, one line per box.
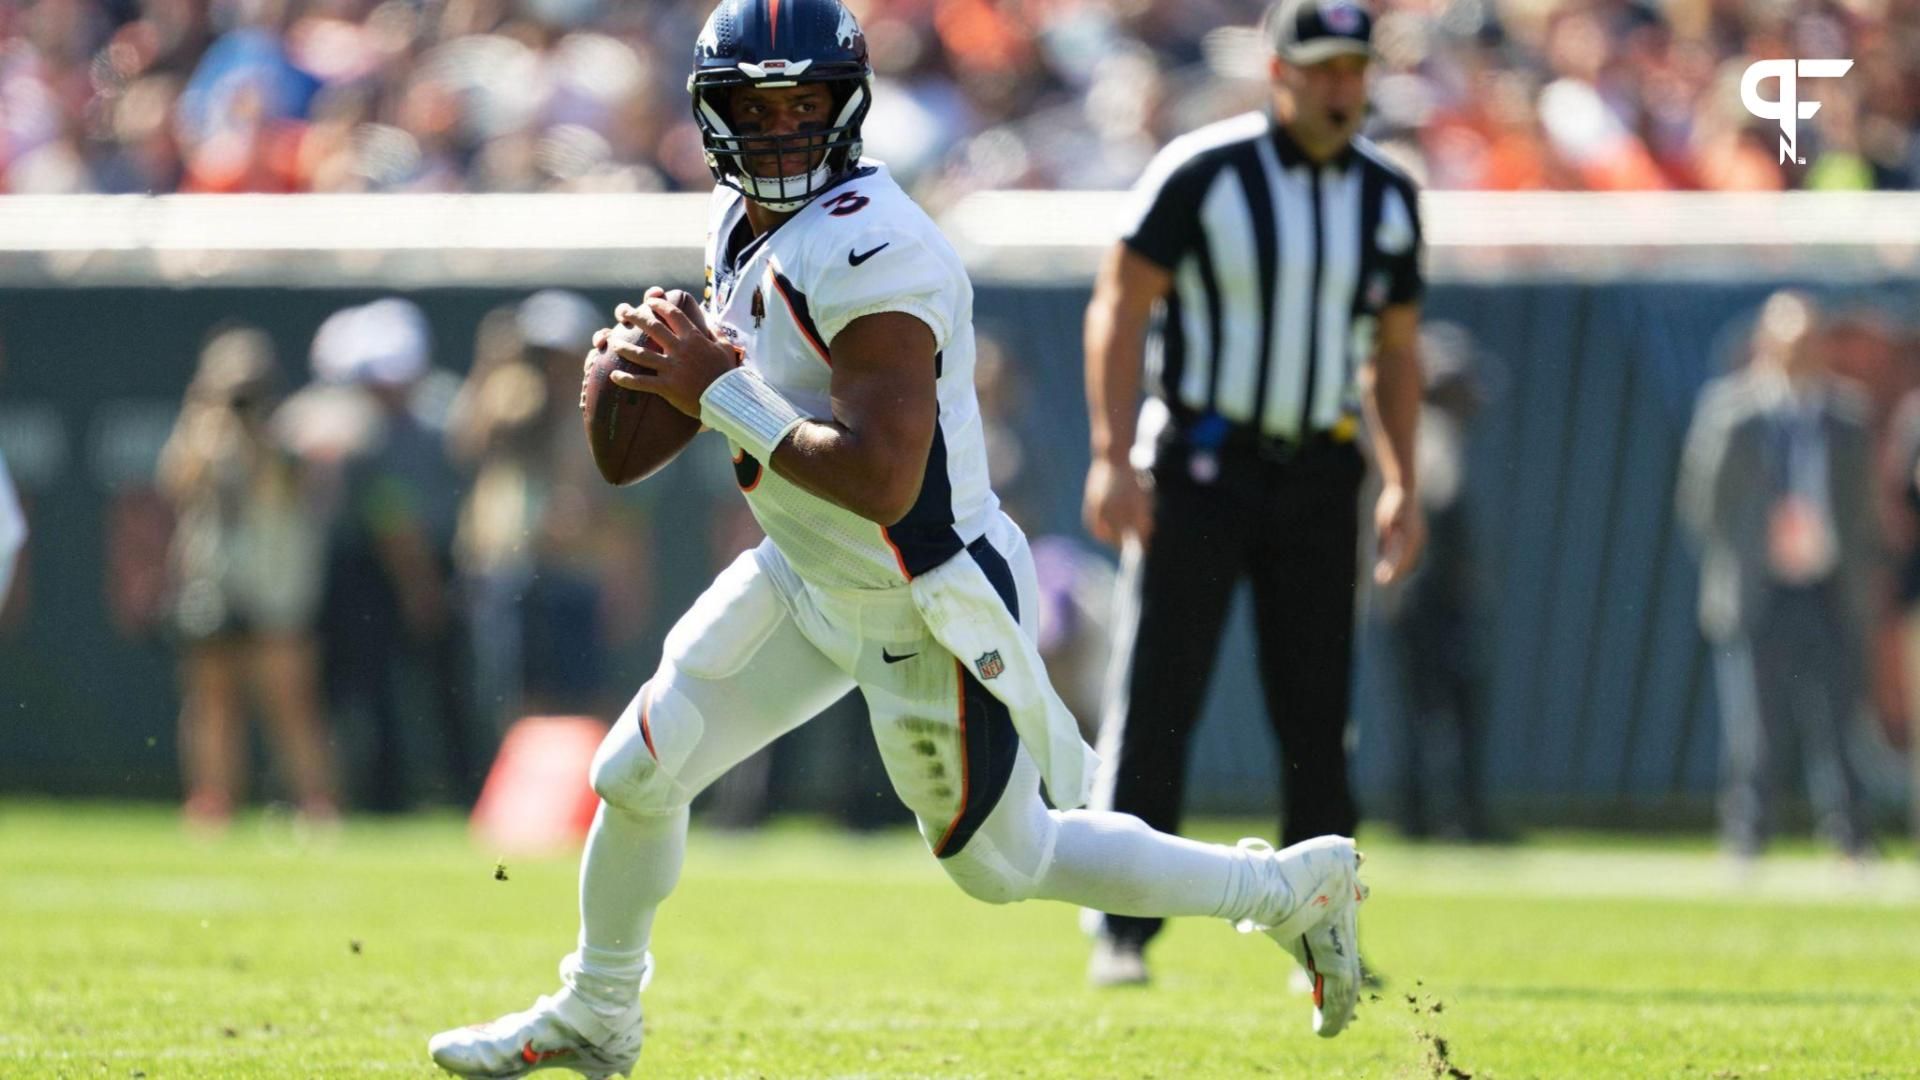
[580, 291, 705, 486]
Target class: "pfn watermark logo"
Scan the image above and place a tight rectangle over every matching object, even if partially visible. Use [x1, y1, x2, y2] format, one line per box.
[1741, 59, 1853, 165]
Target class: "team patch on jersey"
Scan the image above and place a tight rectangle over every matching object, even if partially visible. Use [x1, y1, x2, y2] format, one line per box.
[973, 650, 1004, 681]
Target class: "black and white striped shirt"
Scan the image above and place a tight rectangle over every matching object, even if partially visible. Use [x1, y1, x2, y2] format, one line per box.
[1124, 111, 1423, 445]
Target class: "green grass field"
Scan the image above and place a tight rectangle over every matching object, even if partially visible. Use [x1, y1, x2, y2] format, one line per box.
[3, 802, 1918, 1079]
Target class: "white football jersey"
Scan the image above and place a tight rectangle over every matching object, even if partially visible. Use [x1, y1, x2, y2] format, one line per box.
[701, 161, 997, 590]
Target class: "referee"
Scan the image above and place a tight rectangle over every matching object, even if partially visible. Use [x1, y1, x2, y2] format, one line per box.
[1081, 0, 1425, 986]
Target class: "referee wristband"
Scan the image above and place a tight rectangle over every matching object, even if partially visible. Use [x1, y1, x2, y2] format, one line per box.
[699, 367, 808, 463]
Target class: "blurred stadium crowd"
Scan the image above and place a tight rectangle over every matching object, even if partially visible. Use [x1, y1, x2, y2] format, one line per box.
[3, 0, 1918, 200]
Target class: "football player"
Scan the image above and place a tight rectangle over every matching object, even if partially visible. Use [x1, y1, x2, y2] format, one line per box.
[427, 1, 1370, 1074]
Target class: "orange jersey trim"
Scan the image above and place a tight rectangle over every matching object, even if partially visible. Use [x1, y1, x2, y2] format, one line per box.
[880, 527, 912, 581]
[639, 685, 658, 760]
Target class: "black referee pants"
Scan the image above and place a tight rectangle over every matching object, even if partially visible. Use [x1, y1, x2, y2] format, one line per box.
[1099, 441, 1364, 948]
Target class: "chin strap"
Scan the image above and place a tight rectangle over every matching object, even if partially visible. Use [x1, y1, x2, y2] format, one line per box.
[739, 159, 838, 211]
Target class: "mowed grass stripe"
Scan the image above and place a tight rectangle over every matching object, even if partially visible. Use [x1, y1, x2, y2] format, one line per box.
[2, 802, 1916, 1079]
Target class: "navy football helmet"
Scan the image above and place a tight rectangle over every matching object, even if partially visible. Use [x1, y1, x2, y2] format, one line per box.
[688, 0, 873, 211]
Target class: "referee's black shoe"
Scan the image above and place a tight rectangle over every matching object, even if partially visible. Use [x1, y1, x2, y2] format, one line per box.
[1087, 937, 1150, 987]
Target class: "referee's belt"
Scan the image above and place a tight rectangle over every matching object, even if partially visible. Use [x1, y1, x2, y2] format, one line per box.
[1180, 414, 1360, 464]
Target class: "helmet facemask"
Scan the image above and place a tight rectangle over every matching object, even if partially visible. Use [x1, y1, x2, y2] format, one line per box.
[691, 75, 871, 212]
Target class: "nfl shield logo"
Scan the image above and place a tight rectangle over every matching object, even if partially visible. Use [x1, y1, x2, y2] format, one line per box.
[974, 650, 1005, 681]
[1323, 1, 1362, 32]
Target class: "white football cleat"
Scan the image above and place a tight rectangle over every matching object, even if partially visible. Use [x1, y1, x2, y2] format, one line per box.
[1236, 836, 1369, 1038]
[1087, 936, 1151, 987]
[428, 991, 643, 1079]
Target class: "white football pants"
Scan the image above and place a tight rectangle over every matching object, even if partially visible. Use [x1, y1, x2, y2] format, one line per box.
[561, 513, 1285, 1015]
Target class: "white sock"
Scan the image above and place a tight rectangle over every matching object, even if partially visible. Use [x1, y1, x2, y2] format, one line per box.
[1037, 809, 1283, 926]
[560, 802, 688, 1017]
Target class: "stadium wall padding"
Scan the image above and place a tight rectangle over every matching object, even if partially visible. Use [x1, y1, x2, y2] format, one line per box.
[0, 279, 1912, 820]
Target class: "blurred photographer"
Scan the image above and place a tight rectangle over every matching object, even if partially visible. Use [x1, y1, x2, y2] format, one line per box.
[1889, 380, 1920, 846]
[448, 290, 654, 733]
[159, 325, 337, 832]
[1370, 323, 1497, 842]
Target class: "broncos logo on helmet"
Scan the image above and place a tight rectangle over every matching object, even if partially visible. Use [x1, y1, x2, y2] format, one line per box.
[688, 0, 874, 212]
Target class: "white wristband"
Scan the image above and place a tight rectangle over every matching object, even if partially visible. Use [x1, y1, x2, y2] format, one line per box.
[699, 367, 807, 462]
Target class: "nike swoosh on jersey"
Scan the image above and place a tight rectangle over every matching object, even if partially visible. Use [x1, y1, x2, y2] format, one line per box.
[881, 648, 918, 664]
[848, 243, 890, 266]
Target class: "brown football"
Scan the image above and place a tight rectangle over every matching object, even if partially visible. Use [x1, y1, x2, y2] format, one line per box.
[580, 296, 703, 486]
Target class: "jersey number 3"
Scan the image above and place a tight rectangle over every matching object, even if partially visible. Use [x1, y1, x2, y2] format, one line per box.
[822, 191, 868, 217]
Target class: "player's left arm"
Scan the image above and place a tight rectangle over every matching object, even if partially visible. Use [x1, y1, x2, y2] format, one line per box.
[610, 296, 936, 525]
[1363, 301, 1425, 585]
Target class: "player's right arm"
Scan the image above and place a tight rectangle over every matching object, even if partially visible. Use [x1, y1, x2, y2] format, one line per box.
[766, 311, 938, 524]
[610, 299, 938, 525]
[1082, 242, 1171, 549]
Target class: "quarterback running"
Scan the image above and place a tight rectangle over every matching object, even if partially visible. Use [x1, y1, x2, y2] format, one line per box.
[428, 1, 1369, 1074]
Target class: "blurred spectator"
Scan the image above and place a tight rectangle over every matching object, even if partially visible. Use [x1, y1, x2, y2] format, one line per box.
[312, 298, 476, 810]
[1369, 322, 1497, 841]
[971, 330, 1045, 529]
[1819, 309, 1910, 747]
[0, 447, 23, 612]
[157, 324, 337, 831]
[970, 328, 1116, 744]
[1890, 387, 1920, 843]
[1030, 535, 1115, 745]
[4, 0, 1915, 196]
[1677, 291, 1877, 860]
[447, 303, 545, 731]
[173, 0, 317, 192]
[447, 289, 653, 732]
